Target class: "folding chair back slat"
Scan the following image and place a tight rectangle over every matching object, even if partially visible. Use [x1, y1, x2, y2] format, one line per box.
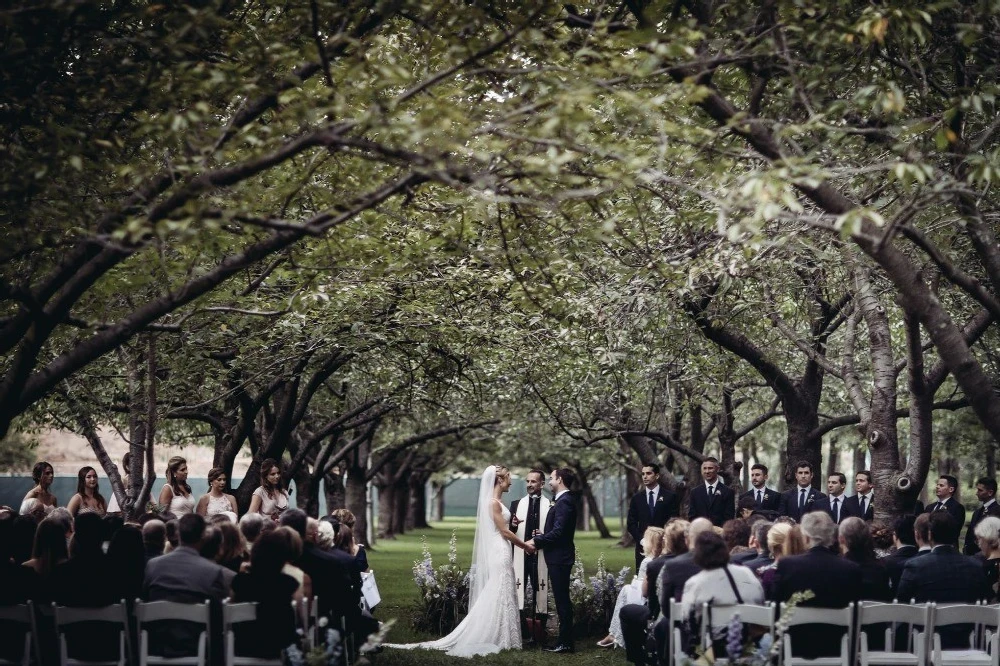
[135, 600, 211, 666]
[0, 604, 33, 666]
[779, 603, 855, 666]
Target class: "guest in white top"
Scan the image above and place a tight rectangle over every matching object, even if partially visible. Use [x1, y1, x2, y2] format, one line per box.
[248, 458, 289, 521]
[196, 468, 239, 521]
[681, 531, 765, 654]
[158, 456, 195, 516]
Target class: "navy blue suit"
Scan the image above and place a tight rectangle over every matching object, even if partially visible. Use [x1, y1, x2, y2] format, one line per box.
[742, 487, 781, 512]
[626, 485, 678, 571]
[841, 494, 874, 521]
[687, 482, 735, 526]
[924, 498, 966, 547]
[778, 486, 828, 522]
[532, 491, 577, 648]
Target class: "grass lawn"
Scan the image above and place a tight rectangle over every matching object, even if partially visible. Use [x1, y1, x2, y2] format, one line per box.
[370, 517, 635, 665]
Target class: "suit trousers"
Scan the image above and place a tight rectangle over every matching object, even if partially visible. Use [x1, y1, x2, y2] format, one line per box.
[547, 563, 574, 647]
[620, 603, 650, 665]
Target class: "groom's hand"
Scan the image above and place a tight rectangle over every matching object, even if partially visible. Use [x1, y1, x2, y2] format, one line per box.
[524, 540, 536, 555]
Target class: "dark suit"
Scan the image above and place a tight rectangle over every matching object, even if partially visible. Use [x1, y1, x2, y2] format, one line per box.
[741, 554, 774, 574]
[882, 545, 919, 596]
[532, 491, 577, 648]
[299, 543, 362, 634]
[778, 486, 828, 522]
[142, 546, 229, 658]
[897, 545, 990, 647]
[687, 482, 735, 527]
[825, 494, 849, 523]
[964, 501, 1000, 555]
[841, 494, 875, 521]
[626, 485, 678, 571]
[742, 486, 781, 512]
[924, 498, 966, 547]
[774, 546, 862, 659]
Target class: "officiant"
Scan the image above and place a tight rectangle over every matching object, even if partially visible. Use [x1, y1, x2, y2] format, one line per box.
[509, 468, 550, 645]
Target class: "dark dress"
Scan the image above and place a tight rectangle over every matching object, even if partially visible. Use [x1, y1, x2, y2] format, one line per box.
[984, 558, 1000, 603]
[230, 572, 299, 658]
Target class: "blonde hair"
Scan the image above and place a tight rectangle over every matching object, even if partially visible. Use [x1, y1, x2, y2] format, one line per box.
[768, 523, 806, 559]
[493, 465, 510, 485]
[663, 519, 691, 555]
[642, 527, 666, 559]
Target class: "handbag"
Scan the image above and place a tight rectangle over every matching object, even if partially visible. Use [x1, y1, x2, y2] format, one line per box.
[361, 570, 381, 610]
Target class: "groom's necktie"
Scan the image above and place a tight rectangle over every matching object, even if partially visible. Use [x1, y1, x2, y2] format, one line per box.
[648, 490, 655, 517]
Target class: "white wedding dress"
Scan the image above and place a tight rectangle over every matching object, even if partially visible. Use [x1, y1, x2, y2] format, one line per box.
[387, 466, 521, 657]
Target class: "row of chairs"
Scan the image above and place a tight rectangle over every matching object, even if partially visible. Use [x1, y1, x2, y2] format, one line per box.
[665, 600, 1000, 666]
[0, 597, 347, 666]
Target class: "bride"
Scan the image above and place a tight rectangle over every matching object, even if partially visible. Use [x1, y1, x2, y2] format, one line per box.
[386, 464, 534, 657]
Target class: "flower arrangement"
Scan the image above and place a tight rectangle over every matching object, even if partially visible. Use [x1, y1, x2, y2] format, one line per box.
[569, 553, 631, 635]
[410, 532, 470, 635]
[283, 627, 343, 666]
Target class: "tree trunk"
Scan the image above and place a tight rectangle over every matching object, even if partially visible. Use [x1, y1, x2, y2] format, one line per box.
[345, 466, 370, 547]
[392, 476, 409, 535]
[407, 473, 430, 530]
[323, 467, 345, 516]
[376, 481, 396, 540]
[577, 466, 612, 538]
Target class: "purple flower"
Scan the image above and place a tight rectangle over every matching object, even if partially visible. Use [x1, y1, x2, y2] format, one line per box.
[726, 613, 743, 660]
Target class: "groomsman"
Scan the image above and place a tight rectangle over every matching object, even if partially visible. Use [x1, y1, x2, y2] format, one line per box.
[510, 469, 550, 641]
[687, 457, 735, 527]
[626, 463, 678, 572]
[842, 470, 875, 521]
[825, 472, 848, 524]
[778, 460, 827, 522]
[924, 475, 966, 546]
[964, 477, 1000, 556]
[741, 463, 781, 513]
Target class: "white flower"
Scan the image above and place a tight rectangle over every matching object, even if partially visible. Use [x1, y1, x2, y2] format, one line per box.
[318, 616, 329, 628]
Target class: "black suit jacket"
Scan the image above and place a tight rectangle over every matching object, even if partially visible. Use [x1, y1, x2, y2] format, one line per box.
[687, 483, 735, 527]
[775, 546, 863, 659]
[965, 502, 1000, 555]
[533, 492, 577, 566]
[924, 498, 967, 546]
[882, 545, 919, 596]
[299, 543, 359, 626]
[840, 494, 874, 522]
[742, 487, 781, 512]
[657, 551, 702, 610]
[778, 487, 828, 522]
[627, 485, 678, 543]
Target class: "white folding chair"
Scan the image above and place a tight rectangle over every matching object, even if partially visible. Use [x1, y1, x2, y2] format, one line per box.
[53, 602, 130, 666]
[222, 601, 282, 666]
[669, 599, 694, 666]
[135, 600, 211, 666]
[929, 603, 1000, 666]
[856, 601, 931, 666]
[0, 604, 34, 666]
[779, 603, 855, 666]
[704, 603, 776, 659]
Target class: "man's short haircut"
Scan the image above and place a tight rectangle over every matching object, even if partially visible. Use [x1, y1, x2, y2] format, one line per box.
[828, 472, 846, 485]
[738, 495, 756, 511]
[794, 460, 813, 473]
[178, 513, 206, 546]
[692, 531, 730, 569]
[914, 512, 931, 543]
[703, 456, 719, 465]
[978, 477, 998, 495]
[555, 467, 576, 490]
[722, 519, 751, 549]
[279, 508, 308, 539]
[892, 514, 917, 547]
[940, 475, 959, 492]
[238, 512, 265, 543]
[71, 512, 105, 556]
[928, 511, 959, 545]
[199, 524, 221, 559]
[857, 470, 873, 484]
[800, 511, 837, 547]
[643, 463, 661, 474]
[527, 468, 546, 482]
[750, 463, 768, 475]
[752, 521, 773, 556]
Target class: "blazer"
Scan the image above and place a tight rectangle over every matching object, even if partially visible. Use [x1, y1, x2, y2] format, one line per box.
[627, 485, 678, 543]
[841, 494, 875, 521]
[299, 543, 360, 625]
[924, 498, 967, 546]
[687, 482, 735, 527]
[778, 486, 828, 522]
[965, 502, 1000, 555]
[742, 487, 781, 512]
[533, 492, 577, 567]
[825, 494, 850, 523]
[657, 551, 702, 610]
[882, 544, 919, 596]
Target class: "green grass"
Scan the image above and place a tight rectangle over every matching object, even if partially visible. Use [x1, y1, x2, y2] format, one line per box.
[372, 518, 634, 665]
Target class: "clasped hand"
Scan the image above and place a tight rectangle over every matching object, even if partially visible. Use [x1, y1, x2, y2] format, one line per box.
[523, 539, 537, 555]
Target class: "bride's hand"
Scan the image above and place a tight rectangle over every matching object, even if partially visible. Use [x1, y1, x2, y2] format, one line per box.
[523, 540, 536, 555]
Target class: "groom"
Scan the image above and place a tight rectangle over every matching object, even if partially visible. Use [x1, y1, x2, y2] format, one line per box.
[526, 467, 577, 654]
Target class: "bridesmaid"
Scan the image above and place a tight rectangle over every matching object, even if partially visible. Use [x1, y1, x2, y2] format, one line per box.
[22, 461, 57, 514]
[67, 466, 107, 516]
[196, 468, 238, 519]
[247, 458, 289, 521]
[158, 456, 194, 516]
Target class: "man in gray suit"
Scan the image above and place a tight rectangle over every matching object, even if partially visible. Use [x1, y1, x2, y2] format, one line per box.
[142, 513, 230, 658]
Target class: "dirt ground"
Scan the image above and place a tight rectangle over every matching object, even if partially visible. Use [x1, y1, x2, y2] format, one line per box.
[35, 428, 252, 478]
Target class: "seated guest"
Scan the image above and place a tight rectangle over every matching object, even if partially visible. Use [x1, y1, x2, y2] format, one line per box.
[230, 530, 301, 657]
[239, 512, 265, 552]
[11, 514, 38, 565]
[23, 516, 70, 602]
[681, 532, 765, 656]
[898, 512, 990, 647]
[107, 524, 146, 602]
[54, 512, 115, 606]
[164, 518, 180, 553]
[0, 511, 28, 604]
[334, 524, 369, 574]
[316, 520, 336, 551]
[773, 512, 862, 660]
[870, 522, 894, 558]
[598, 527, 665, 648]
[758, 523, 805, 598]
[882, 514, 919, 596]
[838, 517, 891, 601]
[142, 514, 230, 658]
[740, 521, 774, 573]
[975, 516, 1000, 602]
[914, 512, 932, 554]
[142, 520, 167, 560]
[275, 526, 312, 599]
[214, 521, 247, 573]
[723, 519, 754, 562]
[737, 495, 756, 520]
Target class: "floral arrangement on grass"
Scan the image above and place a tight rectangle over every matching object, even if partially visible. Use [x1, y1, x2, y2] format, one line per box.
[569, 553, 631, 635]
[410, 531, 470, 635]
[283, 627, 343, 666]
